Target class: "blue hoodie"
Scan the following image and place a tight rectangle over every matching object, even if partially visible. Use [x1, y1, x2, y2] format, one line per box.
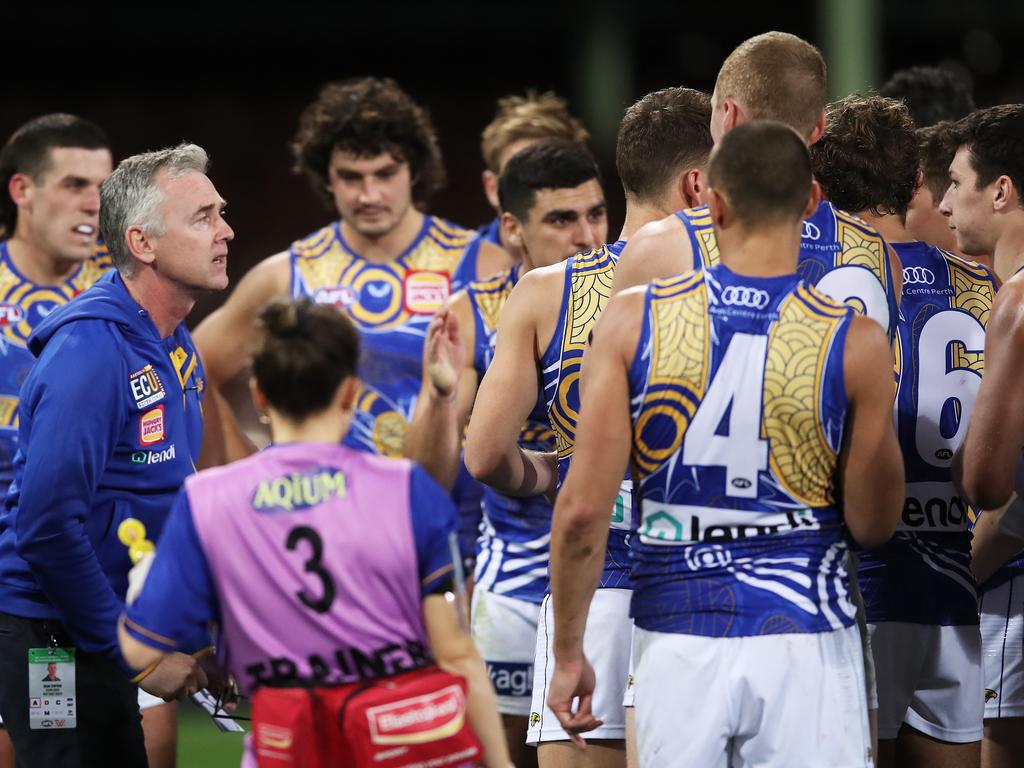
[0, 271, 204, 668]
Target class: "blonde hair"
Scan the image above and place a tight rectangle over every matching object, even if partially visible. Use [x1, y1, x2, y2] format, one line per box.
[480, 91, 589, 172]
[715, 32, 827, 140]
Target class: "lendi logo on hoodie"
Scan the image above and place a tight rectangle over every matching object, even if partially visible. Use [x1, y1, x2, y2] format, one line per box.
[129, 364, 166, 409]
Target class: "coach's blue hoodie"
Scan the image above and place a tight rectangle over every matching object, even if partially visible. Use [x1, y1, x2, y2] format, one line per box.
[0, 271, 204, 668]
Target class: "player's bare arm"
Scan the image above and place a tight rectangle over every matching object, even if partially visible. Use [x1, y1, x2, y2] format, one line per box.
[886, 241, 904, 302]
[404, 291, 478, 490]
[192, 251, 290, 464]
[464, 268, 558, 498]
[959, 279, 1024, 509]
[839, 315, 905, 547]
[610, 215, 695, 296]
[547, 289, 642, 744]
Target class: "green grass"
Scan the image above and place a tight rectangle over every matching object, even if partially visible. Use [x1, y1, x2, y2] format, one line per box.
[176, 700, 246, 766]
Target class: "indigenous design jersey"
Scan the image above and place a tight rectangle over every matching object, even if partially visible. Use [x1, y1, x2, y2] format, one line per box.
[541, 241, 632, 589]
[678, 200, 898, 341]
[0, 241, 112, 484]
[477, 217, 502, 247]
[290, 216, 479, 458]
[466, 265, 555, 604]
[627, 265, 856, 638]
[859, 243, 994, 624]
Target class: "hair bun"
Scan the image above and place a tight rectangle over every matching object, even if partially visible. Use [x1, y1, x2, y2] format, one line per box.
[260, 298, 305, 338]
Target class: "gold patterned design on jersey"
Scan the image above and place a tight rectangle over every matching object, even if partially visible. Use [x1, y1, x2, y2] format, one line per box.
[651, 274, 709, 389]
[632, 274, 707, 477]
[469, 271, 513, 336]
[550, 249, 615, 457]
[0, 396, 17, 429]
[293, 229, 354, 293]
[835, 214, 886, 286]
[763, 287, 847, 505]
[948, 257, 992, 375]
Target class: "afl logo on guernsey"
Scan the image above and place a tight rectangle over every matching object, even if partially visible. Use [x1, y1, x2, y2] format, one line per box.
[139, 405, 165, 445]
[0, 304, 24, 326]
[404, 271, 450, 314]
[802, 221, 821, 241]
[902, 267, 935, 285]
[313, 286, 356, 308]
[129, 364, 166, 409]
[721, 286, 770, 309]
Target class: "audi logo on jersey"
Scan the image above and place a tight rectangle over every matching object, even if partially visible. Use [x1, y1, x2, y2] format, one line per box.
[902, 267, 936, 285]
[721, 286, 770, 309]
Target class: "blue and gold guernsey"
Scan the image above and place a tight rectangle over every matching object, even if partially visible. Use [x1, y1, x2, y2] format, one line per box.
[678, 200, 898, 341]
[290, 216, 481, 457]
[540, 240, 633, 590]
[627, 264, 857, 637]
[0, 240, 112, 484]
[466, 265, 555, 604]
[860, 243, 997, 622]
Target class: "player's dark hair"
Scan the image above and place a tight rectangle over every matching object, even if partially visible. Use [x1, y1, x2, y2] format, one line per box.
[709, 120, 812, 226]
[0, 113, 110, 234]
[292, 77, 444, 209]
[498, 142, 601, 221]
[879, 65, 975, 128]
[616, 87, 712, 205]
[252, 298, 360, 422]
[811, 95, 918, 219]
[953, 104, 1024, 207]
[917, 121, 959, 205]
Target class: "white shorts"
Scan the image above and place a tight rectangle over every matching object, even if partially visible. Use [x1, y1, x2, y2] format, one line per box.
[868, 622, 982, 742]
[139, 687, 167, 711]
[471, 589, 541, 716]
[980, 574, 1024, 719]
[633, 625, 872, 768]
[623, 627, 636, 708]
[527, 588, 632, 744]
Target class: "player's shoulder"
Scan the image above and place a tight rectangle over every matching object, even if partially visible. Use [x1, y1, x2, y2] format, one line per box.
[632, 209, 696, 245]
[424, 215, 475, 251]
[650, 268, 705, 297]
[990, 271, 1024, 334]
[792, 280, 852, 318]
[828, 203, 884, 240]
[289, 223, 339, 260]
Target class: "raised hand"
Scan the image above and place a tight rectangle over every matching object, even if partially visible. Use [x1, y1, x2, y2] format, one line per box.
[425, 309, 464, 398]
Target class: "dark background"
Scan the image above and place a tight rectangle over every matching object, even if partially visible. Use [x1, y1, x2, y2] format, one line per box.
[7, 2, 1023, 321]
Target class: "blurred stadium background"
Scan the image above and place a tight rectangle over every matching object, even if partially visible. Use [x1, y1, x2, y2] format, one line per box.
[8, 1, 1022, 762]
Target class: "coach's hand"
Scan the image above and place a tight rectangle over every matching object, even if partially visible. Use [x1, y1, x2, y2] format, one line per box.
[139, 652, 209, 701]
[425, 309, 464, 398]
[547, 655, 603, 750]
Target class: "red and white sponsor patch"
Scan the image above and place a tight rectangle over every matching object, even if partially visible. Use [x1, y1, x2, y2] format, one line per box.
[139, 405, 165, 446]
[403, 271, 450, 315]
[367, 685, 466, 745]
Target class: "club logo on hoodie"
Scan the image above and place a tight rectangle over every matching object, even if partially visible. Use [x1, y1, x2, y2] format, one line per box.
[129, 364, 166, 409]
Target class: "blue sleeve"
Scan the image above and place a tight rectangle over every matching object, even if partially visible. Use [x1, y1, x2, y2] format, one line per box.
[123, 490, 217, 656]
[450, 461, 483, 565]
[13, 325, 129, 668]
[409, 465, 458, 597]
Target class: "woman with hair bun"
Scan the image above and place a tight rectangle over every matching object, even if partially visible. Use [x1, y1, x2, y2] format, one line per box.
[118, 298, 510, 767]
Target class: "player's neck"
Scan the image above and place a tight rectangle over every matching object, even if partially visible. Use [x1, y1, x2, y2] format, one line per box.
[270, 413, 350, 444]
[992, 221, 1024, 282]
[122, 268, 197, 338]
[5, 233, 79, 285]
[620, 200, 670, 241]
[340, 208, 425, 264]
[717, 223, 801, 277]
[855, 211, 914, 244]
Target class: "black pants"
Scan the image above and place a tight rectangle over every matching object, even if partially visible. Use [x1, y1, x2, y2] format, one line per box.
[0, 612, 148, 768]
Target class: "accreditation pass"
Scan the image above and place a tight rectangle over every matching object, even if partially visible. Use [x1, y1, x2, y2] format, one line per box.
[28, 647, 76, 729]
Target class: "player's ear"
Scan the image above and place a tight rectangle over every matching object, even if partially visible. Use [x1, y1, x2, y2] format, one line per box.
[680, 168, 704, 209]
[8, 172, 32, 209]
[337, 376, 359, 413]
[992, 175, 1017, 212]
[125, 224, 156, 267]
[909, 170, 926, 205]
[482, 170, 499, 210]
[708, 187, 729, 228]
[804, 180, 822, 218]
[806, 111, 826, 146]
[722, 98, 742, 133]
[501, 211, 523, 250]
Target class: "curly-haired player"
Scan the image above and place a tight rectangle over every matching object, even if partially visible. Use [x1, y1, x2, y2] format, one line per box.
[194, 77, 509, 464]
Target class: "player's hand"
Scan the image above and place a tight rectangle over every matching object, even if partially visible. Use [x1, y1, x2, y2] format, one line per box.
[139, 652, 209, 701]
[201, 656, 241, 714]
[425, 309, 464, 398]
[547, 655, 602, 750]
